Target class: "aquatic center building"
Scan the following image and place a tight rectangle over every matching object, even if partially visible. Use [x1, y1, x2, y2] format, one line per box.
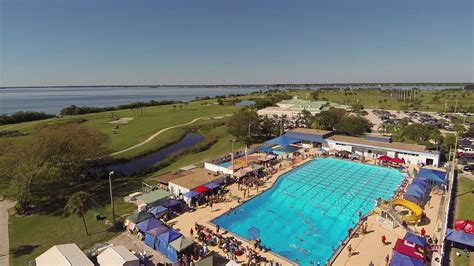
[257, 97, 350, 118]
[275, 128, 441, 167]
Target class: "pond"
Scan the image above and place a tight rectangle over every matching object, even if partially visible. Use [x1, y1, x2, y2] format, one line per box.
[236, 100, 256, 106]
[106, 133, 204, 175]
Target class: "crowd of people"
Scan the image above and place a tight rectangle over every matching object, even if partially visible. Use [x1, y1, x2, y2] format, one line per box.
[190, 222, 276, 265]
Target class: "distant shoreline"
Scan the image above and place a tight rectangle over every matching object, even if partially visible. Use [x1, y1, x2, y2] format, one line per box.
[0, 82, 471, 89]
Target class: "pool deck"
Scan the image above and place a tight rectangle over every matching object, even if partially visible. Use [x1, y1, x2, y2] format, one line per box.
[167, 152, 448, 265]
[332, 170, 446, 265]
[167, 154, 309, 265]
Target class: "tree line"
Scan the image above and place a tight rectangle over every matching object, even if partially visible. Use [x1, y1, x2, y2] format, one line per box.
[0, 111, 55, 125]
[60, 100, 182, 115]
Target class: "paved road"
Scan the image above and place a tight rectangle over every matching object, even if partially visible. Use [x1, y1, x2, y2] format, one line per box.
[109, 114, 231, 156]
[0, 201, 16, 266]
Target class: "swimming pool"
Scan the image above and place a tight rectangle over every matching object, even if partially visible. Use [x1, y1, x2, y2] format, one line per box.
[213, 158, 404, 264]
[272, 145, 300, 155]
[220, 161, 232, 168]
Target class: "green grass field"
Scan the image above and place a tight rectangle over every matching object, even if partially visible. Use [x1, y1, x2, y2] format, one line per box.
[0, 101, 240, 159]
[452, 175, 474, 266]
[9, 199, 136, 265]
[287, 89, 474, 112]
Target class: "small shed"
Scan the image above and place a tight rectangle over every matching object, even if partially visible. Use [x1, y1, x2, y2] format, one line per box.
[35, 243, 93, 266]
[97, 245, 139, 266]
[135, 189, 172, 208]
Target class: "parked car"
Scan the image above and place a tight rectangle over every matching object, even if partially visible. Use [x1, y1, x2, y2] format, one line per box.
[463, 164, 474, 172]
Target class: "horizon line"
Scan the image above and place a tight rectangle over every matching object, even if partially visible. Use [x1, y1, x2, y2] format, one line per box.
[1, 81, 472, 89]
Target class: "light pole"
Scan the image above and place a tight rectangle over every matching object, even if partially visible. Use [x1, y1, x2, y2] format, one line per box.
[231, 139, 235, 169]
[108, 171, 116, 227]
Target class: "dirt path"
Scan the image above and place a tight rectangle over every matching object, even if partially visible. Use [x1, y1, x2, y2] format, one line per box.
[0, 200, 16, 266]
[110, 114, 231, 156]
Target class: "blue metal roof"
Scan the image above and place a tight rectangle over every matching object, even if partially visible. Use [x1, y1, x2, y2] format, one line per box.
[284, 132, 325, 143]
[417, 168, 447, 185]
[265, 135, 300, 146]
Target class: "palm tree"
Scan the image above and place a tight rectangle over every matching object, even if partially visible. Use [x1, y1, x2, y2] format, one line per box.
[65, 191, 94, 236]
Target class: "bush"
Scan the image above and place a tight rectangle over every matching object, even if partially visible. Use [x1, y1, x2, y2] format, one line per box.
[0, 111, 55, 125]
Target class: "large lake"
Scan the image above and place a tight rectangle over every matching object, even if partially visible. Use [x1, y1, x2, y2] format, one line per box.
[0, 85, 462, 114]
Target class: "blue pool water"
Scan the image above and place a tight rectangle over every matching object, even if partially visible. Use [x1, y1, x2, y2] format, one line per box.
[213, 158, 404, 265]
[273, 145, 300, 155]
[220, 161, 232, 168]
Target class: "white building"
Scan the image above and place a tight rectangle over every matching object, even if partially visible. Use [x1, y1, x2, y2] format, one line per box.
[97, 245, 139, 266]
[257, 97, 350, 118]
[35, 243, 93, 266]
[167, 168, 225, 198]
[324, 135, 440, 167]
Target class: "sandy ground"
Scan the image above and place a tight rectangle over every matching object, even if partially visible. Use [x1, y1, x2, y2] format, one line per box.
[0, 200, 16, 266]
[108, 117, 134, 124]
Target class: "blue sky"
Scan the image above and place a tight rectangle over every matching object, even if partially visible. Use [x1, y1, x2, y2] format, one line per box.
[1, 0, 472, 86]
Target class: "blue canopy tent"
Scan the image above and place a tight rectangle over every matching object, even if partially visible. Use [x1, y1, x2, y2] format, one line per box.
[144, 225, 170, 249]
[390, 251, 425, 266]
[161, 199, 182, 209]
[257, 146, 273, 153]
[205, 182, 220, 190]
[183, 190, 200, 198]
[148, 205, 168, 218]
[404, 232, 428, 248]
[404, 193, 421, 204]
[446, 229, 474, 248]
[137, 217, 164, 233]
[404, 184, 426, 204]
[407, 183, 426, 196]
[157, 230, 183, 262]
[265, 135, 300, 147]
[417, 168, 447, 186]
[411, 178, 428, 190]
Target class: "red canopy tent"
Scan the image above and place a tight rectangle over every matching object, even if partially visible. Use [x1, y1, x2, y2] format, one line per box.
[378, 155, 393, 162]
[194, 185, 209, 193]
[454, 219, 474, 235]
[394, 238, 426, 261]
[391, 157, 405, 164]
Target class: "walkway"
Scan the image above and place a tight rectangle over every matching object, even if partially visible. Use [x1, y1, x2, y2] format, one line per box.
[110, 114, 231, 156]
[0, 200, 16, 266]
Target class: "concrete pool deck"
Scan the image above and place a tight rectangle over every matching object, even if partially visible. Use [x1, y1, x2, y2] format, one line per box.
[167, 154, 310, 265]
[332, 179, 446, 265]
[161, 153, 447, 265]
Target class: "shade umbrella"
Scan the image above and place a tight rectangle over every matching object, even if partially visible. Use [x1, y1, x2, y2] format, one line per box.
[194, 185, 209, 193]
[378, 155, 393, 161]
[391, 157, 405, 164]
[454, 220, 474, 235]
[247, 227, 260, 241]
